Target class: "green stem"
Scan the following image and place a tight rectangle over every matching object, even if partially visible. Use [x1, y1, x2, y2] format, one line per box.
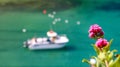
[91, 64, 95, 67]
[105, 60, 109, 67]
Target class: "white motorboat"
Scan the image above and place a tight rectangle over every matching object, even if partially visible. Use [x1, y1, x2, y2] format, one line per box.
[23, 30, 69, 50]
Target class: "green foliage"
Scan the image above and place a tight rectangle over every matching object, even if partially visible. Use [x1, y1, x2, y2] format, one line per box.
[103, 39, 113, 52]
[82, 39, 120, 67]
[82, 59, 91, 64]
[109, 55, 120, 67]
[92, 44, 100, 55]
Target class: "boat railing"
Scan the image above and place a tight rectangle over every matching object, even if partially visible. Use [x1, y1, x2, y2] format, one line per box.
[58, 34, 67, 37]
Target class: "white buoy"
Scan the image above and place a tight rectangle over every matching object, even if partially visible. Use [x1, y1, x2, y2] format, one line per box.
[52, 21, 56, 25]
[51, 15, 54, 18]
[53, 11, 56, 15]
[77, 21, 80, 25]
[57, 18, 61, 21]
[90, 58, 96, 65]
[65, 20, 69, 23]
[48, 14, 52, 17]
[22, 29, 26, 32]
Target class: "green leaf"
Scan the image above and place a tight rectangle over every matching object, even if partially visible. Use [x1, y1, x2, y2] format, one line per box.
[92, 44, 100, 55]
[82, 59, 90, 64]
[109, 60, 113, 66]
[95, 57, 106, 67]
[98, 52, 106, 61]
[91, 56, 106, 67]
[109, 54, 120, 67]
[103, 39, 113, 52]
[107, 50, 117, 61]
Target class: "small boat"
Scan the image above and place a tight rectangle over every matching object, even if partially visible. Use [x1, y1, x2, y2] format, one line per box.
[23, 30, 69, 50]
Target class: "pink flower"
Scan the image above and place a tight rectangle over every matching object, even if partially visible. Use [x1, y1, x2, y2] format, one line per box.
[95, 38, 109, 48]
[99, 31, 104, 36]
[89, 24, 102, 33]
[88, 24, 104, 39]
[89, 32, 95, 38]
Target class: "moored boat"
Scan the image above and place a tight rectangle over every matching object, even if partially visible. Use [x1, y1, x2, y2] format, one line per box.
[23, 30, 69, 50]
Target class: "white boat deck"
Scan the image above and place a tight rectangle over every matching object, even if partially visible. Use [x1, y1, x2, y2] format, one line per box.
[23, 35, 69, 50]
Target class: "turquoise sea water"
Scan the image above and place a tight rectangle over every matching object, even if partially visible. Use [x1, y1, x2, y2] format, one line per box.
[0, 1, 120, 67]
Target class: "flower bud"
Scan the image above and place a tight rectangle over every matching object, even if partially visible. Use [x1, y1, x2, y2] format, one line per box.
[95, 38, 108, 48]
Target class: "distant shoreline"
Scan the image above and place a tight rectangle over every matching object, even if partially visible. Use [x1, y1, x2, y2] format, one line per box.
[0, 0, 81, 11]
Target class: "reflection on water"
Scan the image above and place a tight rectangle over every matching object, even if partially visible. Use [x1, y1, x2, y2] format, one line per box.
[31, 46, 76, 52]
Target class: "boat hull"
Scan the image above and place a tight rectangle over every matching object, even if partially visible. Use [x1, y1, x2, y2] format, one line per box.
[28, 43, 66, 50]
[23, 35, 69, 50]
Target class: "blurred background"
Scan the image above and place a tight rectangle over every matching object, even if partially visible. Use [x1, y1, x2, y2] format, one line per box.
[0, 0, 119, 11]
[0, 0, 120, 67]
